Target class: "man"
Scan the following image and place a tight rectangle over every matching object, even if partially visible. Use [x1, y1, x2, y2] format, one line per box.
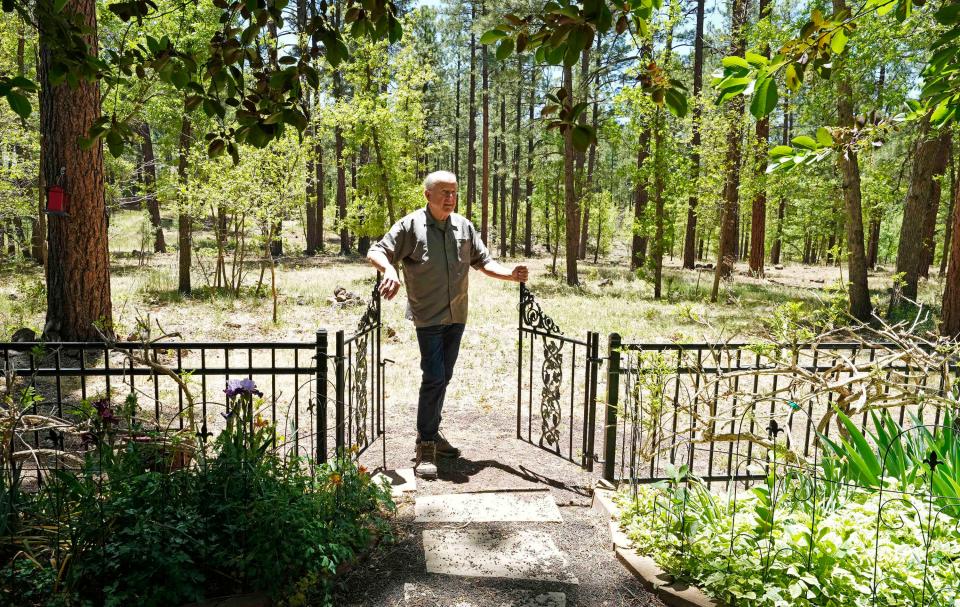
[367, 170, 528, 466]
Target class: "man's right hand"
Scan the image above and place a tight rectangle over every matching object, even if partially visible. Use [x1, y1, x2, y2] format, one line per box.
[379, 269, 402, 300]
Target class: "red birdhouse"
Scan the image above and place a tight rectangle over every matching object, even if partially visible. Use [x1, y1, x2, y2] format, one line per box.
[45, 185, 70, 216]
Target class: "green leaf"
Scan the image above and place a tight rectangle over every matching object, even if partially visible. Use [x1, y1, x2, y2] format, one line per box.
[792, 135, 818, 150]
[749, 77, 778, 119]
[664, 88, 688, 118]
[769, 145, 793, 158]
[496, 39, 515, 60]
[480, 29, 509, 45]
[571, 124, 594, 152]
[936, 3, 960, 24]
[208, 138, 226, 158]
[745, 52, 768, 67]
[830, 28, 848, 54]
[53, 0, 68, 12]
[816, 127, 834, 147]
[106, 130, 125, 158]
[721, 56, 751, 71]
[6, 91, 31, 119]
[784, 63, 802, 92]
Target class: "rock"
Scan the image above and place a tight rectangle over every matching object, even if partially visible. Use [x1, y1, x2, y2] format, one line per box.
[225, 321, 241, 329]
[11, 328, 36, 342]
[694, 263, 714, 270]
[329, 286, 363, 308]
[599, 278, 613, 287]
[774, 264, 784, 270]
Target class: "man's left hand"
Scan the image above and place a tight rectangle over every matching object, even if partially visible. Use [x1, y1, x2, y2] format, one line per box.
[511, 265, 529, 283]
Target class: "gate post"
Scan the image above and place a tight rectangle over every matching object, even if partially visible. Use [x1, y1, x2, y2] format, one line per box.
[603, 333, 622, 483]
[585, 331, 600, 472]
[335, 329, 346, 455]
[317, 329, 328, 464]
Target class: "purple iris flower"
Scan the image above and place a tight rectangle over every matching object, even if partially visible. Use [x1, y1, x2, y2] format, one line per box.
[92, 398, 119, 425]
[224, 378, 263, 399]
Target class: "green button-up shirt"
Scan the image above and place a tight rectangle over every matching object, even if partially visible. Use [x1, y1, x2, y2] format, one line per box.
[370, 207, 493, 327]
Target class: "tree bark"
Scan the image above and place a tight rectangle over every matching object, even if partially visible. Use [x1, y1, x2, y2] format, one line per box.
[137, 122, 166, 253]
[39, 0, 112, 340]
[748, 0, 771, 276]
[653, 110, 666, 298]
[510, 54, 521, 257]
[895, 118, 950, 301]
[524, 62, 534, 257]
[499, 92, 507, 257]
[481, 38, 490, 243]
[682, 0, 706, 270]
[630, 129, 651, 270]
[942, 147, 957, 277]
[829, 0, 872, 321]
[177, 109, 192, 294]
[579, 35, 601, 260]
[467, 9, 477, 223]
[710, 0, 747, 301]
[562, 64, 579, 286]
[316, 140, 324, 251]
[942, 166, 960, 337]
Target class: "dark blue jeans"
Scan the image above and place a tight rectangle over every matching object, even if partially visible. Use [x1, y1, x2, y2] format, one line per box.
[415, 323, 466, 442]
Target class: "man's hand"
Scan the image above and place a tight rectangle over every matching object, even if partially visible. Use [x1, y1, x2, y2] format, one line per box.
[511, 265, 529, 283]
[379, 268, 402, 300]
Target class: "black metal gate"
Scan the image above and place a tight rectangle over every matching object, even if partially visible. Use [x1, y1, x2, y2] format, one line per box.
[516, 283, 602, 471]
[324, 275, 389, 468]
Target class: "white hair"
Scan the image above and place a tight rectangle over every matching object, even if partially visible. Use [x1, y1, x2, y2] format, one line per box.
[423, 170, 458, 192]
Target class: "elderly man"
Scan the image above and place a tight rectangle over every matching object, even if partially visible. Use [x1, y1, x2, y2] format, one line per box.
[367, 170, 528, 466]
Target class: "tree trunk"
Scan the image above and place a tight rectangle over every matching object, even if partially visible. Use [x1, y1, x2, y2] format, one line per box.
[748, 0, 770, 276]
[562, 65, 579, 286]
[867, 214, 881, 268]
[829, 0, 872, 321]
[467, 10, 477, 223]
[39, 0, 112, 340]
[510, 54, 521, 257]
[481, 38, 490, 243]
[455, 53, 461, 179]
[942, 147, 957, 277]
[942, 171, 960, 337]
[710, 0, 747, 301]
[683, 0, 706, 270]
[919, 175, 944, 278]
[895, 118, 950, 302]
[630, 129, 651, 269]
[579, 35, 601, 261]
[524, 63, 534, 257]
[177, 109, 191, 295]
[653, 110, 666, 298]
[138, 122, 166, 253]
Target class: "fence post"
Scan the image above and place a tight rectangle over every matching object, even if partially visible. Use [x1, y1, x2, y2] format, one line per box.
[585, 331, 600, 473]
[603, 332, 621, 483]
[517, 282, 525, 439]
[316, 329, 327, 464]
[335, 329, 346, 456]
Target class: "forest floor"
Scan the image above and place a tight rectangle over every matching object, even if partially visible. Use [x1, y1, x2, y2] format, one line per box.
[0, 210, 950, 606]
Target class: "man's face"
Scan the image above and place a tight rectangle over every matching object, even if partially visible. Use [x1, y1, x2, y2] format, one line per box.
[425, 180, 458, 220]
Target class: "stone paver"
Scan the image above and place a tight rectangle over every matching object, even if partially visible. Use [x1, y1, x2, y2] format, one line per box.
[372, 468, 417, 498]
[422, 527, 578, 584]
[415, 490, 563, 523]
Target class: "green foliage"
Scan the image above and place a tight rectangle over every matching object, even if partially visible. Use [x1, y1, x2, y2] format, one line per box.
[1, 382, 394, 607]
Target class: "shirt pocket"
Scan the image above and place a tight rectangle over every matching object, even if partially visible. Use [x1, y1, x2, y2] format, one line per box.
[455, 235, 471, 263]
[409, 239, 427, 263]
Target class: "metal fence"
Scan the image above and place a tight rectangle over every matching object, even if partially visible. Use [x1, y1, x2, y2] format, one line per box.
[1, 278, 386, 482]
[605, 339, 959, 485]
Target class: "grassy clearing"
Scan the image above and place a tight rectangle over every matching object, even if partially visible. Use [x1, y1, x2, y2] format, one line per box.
[1, 209, 949, 345]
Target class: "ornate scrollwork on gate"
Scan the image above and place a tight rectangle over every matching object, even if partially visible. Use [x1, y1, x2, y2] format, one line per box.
[353, 333, 369, 449]
[520, 283, 563, 336]
[352, 282, 380, 450]
[540, 338, 563, 448]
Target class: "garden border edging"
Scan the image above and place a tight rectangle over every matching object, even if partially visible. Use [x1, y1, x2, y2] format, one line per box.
[592, 482, 722, 607]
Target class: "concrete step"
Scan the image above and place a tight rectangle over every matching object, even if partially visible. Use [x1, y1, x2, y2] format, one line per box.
[422, 527, 578, 584]
[403, 582, 567, 606]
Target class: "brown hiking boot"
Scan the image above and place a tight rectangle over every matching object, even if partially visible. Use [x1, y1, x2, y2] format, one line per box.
[414, 440, 437, 478]
[434, 432, 461, 458]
